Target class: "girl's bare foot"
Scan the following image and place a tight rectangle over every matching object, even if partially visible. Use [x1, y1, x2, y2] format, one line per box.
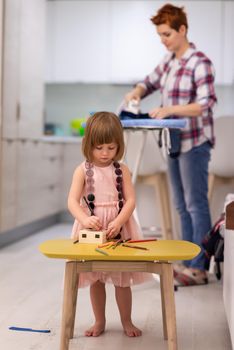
[85, 321, 105, 337]
[123, 321, 142, 337]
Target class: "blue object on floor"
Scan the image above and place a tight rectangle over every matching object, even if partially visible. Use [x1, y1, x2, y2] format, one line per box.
[9, 326, 51, 333]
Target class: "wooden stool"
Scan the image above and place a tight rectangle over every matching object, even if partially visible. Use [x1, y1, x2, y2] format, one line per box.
[39, 239, 200, 350]
[138, 173, 173, 239]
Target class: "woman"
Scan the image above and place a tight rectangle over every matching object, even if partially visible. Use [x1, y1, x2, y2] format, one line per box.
[125, 3, 217, 286]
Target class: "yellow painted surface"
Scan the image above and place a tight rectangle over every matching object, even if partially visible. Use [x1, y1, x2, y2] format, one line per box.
[39, 239, 200, 262]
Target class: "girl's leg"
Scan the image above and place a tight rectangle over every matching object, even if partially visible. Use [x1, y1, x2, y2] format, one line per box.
[115, 286, 142, 337]
[85, 280, 106, 337]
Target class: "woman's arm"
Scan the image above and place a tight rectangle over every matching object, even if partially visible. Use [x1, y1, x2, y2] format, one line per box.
[149, 58, 217, 119]
[67, 165, 102, 230]
[124, 56, 168, 104]
[125, 84, 147, 104]
[106, 163, 136, 238]
[149, 102, 202, 119]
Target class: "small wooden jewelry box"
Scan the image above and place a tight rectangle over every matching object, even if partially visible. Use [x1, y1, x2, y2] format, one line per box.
[78, 229, 107, 244]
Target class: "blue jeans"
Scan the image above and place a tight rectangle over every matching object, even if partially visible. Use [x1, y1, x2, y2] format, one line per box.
[167, 141, 212, 270]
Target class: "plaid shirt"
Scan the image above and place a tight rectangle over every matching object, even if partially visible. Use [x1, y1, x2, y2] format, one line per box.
[138, 43, 217, 153]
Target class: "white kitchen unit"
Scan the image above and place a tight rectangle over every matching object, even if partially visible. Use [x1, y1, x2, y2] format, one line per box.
[0, 0, 54, 233]
[46, 0, 234, 85]
[16, 141, 63, 226]
[60, 141, 84, 211]
[2, 0, 45, 139]
[0, 140, 18, 231]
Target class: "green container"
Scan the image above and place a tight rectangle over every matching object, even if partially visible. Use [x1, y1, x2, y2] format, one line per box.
[70, 118, 86, 136]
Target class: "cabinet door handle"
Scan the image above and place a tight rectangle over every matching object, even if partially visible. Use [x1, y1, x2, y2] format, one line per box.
[16, 102, 20, 120]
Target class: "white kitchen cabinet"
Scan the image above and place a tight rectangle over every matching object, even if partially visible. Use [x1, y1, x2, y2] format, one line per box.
[46, 0, 110, 83]
[222, 2, 234, 85]
[16, 141, 63, 226]
[2, 0, 21, 139]
[109, 0, 165, 83]
[0, 140, 17, 231]
[0, 139, 64, 230]
[45, 0, 233, 85]
[2, 0, 45, 139]
[61, 142, 84, 210]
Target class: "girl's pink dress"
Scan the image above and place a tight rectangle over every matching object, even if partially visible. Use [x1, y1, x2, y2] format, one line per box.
[71, 161, 151, 288]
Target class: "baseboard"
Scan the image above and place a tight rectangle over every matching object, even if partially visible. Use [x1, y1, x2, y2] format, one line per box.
[0, 214, 61, 248]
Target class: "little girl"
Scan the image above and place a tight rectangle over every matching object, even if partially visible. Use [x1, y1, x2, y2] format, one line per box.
[68, 111, 150, 338]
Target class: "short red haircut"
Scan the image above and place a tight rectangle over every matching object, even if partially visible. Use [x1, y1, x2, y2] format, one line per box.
[151, 3, 188, 32]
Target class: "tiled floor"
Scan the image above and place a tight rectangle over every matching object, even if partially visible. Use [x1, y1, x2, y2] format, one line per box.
[0, 224, 231, 350]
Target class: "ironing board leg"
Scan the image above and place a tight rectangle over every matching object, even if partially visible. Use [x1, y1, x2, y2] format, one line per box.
[160, 263, 177, 350]
[60, 261, 78, 350]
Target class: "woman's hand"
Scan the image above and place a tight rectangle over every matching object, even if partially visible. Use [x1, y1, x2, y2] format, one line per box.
[124, 85, 146, 104]
[106, 219, 122, 239]
[82, 215, 102, 231]
[125, 91, 140, 104]
[149, 106, 171, 119]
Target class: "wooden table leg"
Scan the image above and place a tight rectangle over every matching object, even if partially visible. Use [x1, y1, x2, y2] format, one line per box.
[160, 263, 177, 350]
[60, 261, 78, 350]
[160, 272, 168, 340]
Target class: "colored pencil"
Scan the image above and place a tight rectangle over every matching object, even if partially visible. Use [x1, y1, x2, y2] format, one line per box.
[122, 244, 149, 251]
[98, 241, 114, 248]
[128, 239, 157, 243]
[95, 248, 109, 256]
[9, 326, 51, 333]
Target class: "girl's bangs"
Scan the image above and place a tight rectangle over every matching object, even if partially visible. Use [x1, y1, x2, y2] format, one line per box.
[92, 126, 116, 146]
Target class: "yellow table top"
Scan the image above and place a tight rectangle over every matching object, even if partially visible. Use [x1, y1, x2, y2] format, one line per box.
[39, 239, 200, 262]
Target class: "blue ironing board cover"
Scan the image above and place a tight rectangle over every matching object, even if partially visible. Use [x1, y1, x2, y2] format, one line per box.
[121, 118, 187, 129]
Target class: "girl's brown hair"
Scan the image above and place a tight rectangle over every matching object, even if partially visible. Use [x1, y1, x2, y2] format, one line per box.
[151, 3, 188, 32]
[82, 111, 125, 162]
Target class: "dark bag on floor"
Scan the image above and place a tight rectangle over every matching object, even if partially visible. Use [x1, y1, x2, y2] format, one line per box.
[202, 214, 225, 280]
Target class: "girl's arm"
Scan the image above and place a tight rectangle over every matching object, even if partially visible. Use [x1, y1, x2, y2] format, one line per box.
[106, 163, 136, 238]
[67, 165, 102, 230]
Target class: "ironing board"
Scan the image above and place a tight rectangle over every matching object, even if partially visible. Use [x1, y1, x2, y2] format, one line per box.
[121, 118, 187, 230]
[121, 118, 187, 185]
[39, 238, 200, 350]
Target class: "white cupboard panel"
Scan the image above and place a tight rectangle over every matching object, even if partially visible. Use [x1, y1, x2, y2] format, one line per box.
[18, 0, 45, 138]
[222, 2, 234, 85]
[46, 0, 110, 83]
[16, 184, 61, 226]
[0, 140, 17, 231]
[45, 0, 232, 84]
[2, 0, 20, 138]
[109, 0, 165, 83]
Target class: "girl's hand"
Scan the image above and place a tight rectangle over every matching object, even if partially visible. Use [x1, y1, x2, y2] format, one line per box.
[149, 106, 171, 119]
[106, 220, 122, 239]
[82, 216, 102, 231]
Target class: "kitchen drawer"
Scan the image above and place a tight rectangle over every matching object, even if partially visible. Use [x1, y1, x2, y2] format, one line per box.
[41, 142, 63, 158]
[17, 140, 62, 189]
[16, 184, 62, 226]
[0, 203, 16, 231]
